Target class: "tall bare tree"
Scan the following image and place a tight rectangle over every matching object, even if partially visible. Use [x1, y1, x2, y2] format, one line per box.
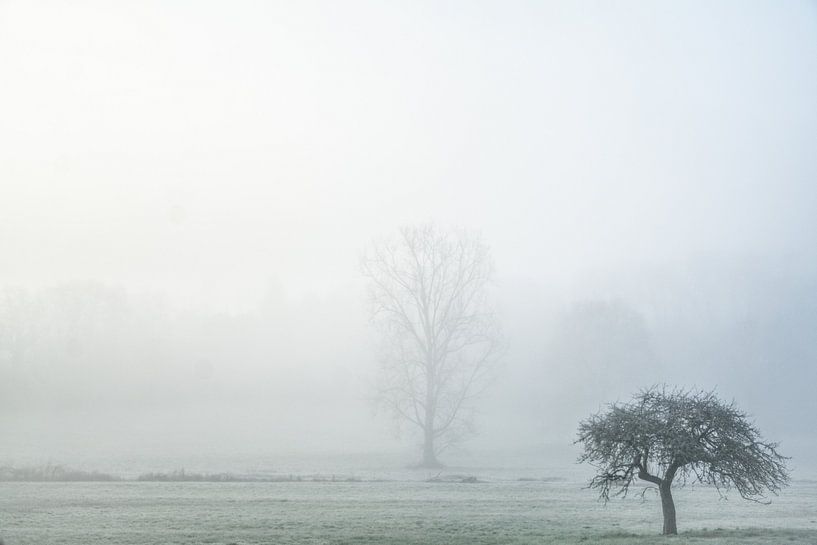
[362, 224, 502, 467]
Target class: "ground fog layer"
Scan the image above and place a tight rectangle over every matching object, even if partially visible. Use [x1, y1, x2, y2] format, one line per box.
[2, 478, 816, 545]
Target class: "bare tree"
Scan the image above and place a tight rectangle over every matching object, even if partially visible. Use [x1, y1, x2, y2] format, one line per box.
[362, 224, 502, 468]
[576, 386, 790, 535]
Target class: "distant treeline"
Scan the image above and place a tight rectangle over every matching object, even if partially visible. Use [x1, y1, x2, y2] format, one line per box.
[2, 465, 533, 484]
[137, 469, 247, 482]
[0, 466, 575, 483]
[0, 465, 369, 482]
[0, 464, 119, 482]
[136, 470, 364, 482]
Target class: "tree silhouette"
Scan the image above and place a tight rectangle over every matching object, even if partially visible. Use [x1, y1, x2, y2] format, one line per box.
[576, 386, 789, 535]
[362, 224, 502, 467]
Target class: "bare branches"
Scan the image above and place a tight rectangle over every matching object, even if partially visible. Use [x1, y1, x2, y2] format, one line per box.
[576, 386, 790, 504]
[362, 224, 502, 465]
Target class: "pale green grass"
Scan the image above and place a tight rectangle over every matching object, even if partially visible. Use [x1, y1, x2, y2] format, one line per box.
[1, 480, 816, 544]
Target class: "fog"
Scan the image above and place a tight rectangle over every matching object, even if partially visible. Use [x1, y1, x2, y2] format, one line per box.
[1, 1, 816, 476]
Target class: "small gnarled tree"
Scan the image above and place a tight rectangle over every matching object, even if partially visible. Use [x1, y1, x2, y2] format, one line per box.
[576, 386, 789, 535]
[362, 224, 502, 468]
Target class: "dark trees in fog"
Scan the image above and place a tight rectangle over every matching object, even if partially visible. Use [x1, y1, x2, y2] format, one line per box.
[0, 283, 143, 407]
[547, 300, 654, 401]
[0, 289, 39, 402]
[576, 386, 789, 535]
[362, 225, 502, 468]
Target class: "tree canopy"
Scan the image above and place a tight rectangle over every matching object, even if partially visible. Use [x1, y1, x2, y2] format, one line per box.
[576, 386, 789, 534]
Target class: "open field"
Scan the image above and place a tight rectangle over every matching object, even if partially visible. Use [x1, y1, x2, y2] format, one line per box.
[2, 476, 816, 545]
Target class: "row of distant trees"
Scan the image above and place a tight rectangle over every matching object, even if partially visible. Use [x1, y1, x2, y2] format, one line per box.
[0, 282, 355, 409]
[0, 270, 389, 414]
[0, 283, 147, 407]
[0, 260, 660, 417]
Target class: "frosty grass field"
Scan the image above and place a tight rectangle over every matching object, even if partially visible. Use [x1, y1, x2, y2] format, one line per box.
[2, 469, 816, 545]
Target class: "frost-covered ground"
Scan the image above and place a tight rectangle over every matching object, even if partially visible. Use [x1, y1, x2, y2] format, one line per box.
[2, 471, 816, 544]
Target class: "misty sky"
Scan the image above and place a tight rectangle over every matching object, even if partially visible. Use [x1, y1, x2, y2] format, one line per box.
[1, 1, 816, 470]
[3, 1, 815, 307]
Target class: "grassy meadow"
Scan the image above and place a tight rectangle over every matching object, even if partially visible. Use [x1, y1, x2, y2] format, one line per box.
[2, 474, 815, 544]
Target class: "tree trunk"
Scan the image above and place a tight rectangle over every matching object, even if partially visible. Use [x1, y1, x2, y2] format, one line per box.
[659, 483, 678, 535]
[420, 357, 441, 468]
[421, 425, 441, 468]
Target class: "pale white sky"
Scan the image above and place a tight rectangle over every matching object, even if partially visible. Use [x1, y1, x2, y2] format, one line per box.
[1, 0, 816, 309]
